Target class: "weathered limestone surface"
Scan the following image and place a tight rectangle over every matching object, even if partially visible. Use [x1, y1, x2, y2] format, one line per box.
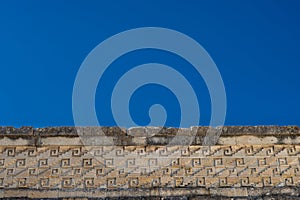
[0, 126, 299, 199]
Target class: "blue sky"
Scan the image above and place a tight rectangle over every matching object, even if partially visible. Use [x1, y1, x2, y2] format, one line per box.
[0, 0, 299, 127]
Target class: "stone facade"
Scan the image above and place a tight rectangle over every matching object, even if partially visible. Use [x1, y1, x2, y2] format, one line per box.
[0, 126, 299, 199]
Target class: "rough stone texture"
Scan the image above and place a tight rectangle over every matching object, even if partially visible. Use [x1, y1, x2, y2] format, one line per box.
[2, 125, 299, 137]
[0, 126, 299, 199]
[1, 125, 300, 146]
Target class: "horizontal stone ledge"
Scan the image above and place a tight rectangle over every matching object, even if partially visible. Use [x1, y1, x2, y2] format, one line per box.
[0, 127, 300, 146]
[1, 187, 300, 199]
[0, 125, 299, 136]
[0, 126, 300, 146]
[1, 135, 300, 146]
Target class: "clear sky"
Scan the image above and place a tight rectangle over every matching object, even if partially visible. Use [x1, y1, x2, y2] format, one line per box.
[0, 0, 299, 127]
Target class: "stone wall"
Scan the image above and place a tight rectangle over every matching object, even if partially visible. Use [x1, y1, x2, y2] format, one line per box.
[0, 126, 299, 199]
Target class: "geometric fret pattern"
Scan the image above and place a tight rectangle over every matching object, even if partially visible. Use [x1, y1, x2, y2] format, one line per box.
[0, 145, 299, 190]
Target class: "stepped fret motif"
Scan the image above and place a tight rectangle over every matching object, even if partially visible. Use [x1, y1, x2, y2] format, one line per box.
[0, 145, 299, 189]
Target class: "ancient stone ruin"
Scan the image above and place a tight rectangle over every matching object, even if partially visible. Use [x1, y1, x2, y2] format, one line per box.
[0, 126, 299, 199]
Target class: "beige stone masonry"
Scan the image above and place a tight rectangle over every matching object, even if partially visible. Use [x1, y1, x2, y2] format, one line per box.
[0, 126, 299, 199]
